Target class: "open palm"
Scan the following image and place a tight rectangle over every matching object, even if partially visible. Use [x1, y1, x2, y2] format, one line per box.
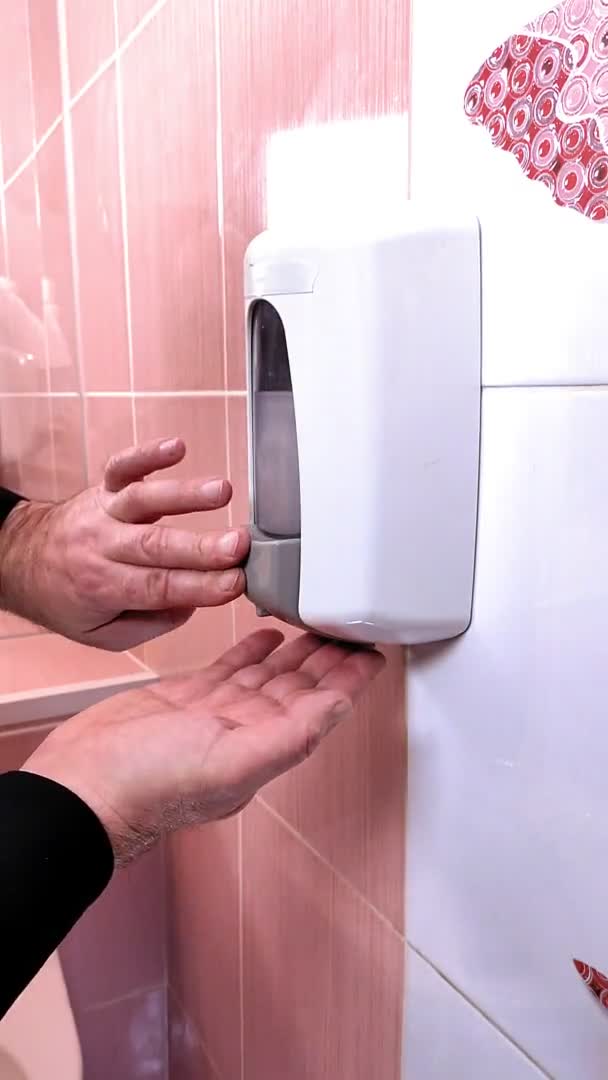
[25, 630, 385, 864]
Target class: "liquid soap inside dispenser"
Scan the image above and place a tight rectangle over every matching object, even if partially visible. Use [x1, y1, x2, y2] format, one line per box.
[246, 299, 305, 627]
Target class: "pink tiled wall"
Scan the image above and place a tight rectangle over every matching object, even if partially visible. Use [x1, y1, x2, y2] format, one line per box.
[0, 1, 409, 1077]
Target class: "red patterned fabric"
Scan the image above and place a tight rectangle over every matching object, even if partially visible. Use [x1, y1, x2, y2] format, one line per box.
[465, 1, 608, 221]
[573, 959, 608, 1007]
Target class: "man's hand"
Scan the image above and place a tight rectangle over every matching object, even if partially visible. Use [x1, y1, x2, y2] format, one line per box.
[0, 437, 249, 650]
[23, 630, 385, 865]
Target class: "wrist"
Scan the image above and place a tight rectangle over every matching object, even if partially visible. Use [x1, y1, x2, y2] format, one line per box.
[0, 499, 55, 621]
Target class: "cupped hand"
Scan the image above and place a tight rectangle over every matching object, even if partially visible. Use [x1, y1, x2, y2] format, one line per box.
[23, 631, 386, 865]
[0, 437, 249, 650]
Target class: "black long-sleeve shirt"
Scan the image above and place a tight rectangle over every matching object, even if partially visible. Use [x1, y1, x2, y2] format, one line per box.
[0, 771, 113, 1017]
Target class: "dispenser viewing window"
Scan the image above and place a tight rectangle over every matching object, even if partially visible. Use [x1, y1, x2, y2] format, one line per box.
[244, 210, 482, 645]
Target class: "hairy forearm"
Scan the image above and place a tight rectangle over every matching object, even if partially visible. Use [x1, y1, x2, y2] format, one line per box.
[0, 500, 54, 623]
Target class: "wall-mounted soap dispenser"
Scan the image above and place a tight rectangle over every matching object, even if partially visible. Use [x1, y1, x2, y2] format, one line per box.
[244, 210, 482, 645]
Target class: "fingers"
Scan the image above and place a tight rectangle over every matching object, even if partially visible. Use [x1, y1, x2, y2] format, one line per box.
[109, 476, 232, 524]
[230, 633, 325, 690]
[119, 566, 246, 610]
[111, 523, 250, 571]
[104, 438, 186, 493]
[204, 629, 285, 684]
[317, 648, 386, 699]
[259, 642, 384, 704]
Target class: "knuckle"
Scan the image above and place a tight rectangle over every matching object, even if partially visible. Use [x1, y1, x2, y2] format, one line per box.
[75, 562, 116, 610]
[303, 724, 323, 760]
[145, 567, 172, 607]
[124, 481, 145, 512]
[137, 525, 163, 563]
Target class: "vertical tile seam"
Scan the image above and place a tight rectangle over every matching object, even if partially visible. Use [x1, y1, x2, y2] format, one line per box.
[56, 0, 90, 483]
[113, 1, 137, 440]
[256, 797, 406, 941]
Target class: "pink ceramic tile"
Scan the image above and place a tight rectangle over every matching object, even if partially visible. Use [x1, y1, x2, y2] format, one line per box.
[134, 396, 229, 530]
[141, 605, 234, 676]
[0, 633, 145, 694]
[117, 0, 158, 39]
[261, 647, 406, 932]
[226, 396, 249, 528]
[28, 0, 62, 139]
[0, 613, 44, 639]
[72, 69, 130, 391]
[75, 986, 166, 1080]
[2, 166, 47, 393]
[49, 396, 86, 499]
[61, 844, 164, 1008]
[219, 0, 410, 388]
[37, 124, 80, 392]
[167, 819, 241, 1080]
[243, 802, 404, 1080]
[0, 722, 54, 773]
[169, 993, 219, 1080]
[0, 0, 35, 180]
[135, 395, 235, 673]
[0, 219, 6, 277]
[0, 396, 54, 499]
[121, 0, 224, 391]
[64, 0, 116, 96]
[85, 397, 134, 484]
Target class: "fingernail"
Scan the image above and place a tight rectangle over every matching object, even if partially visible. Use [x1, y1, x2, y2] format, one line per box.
[219, 530, 240, 557]
[202, 478, 225, 502]
[220, 569, 242, 592]
[160, 438, 179, 453]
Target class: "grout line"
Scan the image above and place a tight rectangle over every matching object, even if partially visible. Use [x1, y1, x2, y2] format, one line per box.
[113, 38, 138, 439]
[83, 978, 166, 1015]
[56, 0, 90, 482]
[406, 943, 554, 1079]
[68, 53, 117, 112]
[123, 649, 158, 676]
[84, 389, 247, 398]
[212, 0, 238, 651]
[483, 382, 608, 391]
[0, 392, 81, 398]
[3, 116, 63, 193]
[61, 0, 171, 116]
[117, 0, 171, 55]
[257, 797, 406, 942]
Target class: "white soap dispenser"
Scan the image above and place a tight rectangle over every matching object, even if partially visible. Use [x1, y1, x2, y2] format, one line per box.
[244, 210, 482, 645]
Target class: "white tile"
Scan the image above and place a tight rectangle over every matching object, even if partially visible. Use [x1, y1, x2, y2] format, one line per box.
[404, 949, 546, 1079]
[410, 0, 608, 386]
[407, 388, 608, 1078]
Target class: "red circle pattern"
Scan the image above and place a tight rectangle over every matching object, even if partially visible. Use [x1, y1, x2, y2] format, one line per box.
[465, 33, 608, 220]
[573, 958, 608, 1007]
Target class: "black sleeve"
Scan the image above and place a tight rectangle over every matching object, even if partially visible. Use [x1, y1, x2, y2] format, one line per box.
[0, 487, 27, 526]
[0, 771, 114, 1017]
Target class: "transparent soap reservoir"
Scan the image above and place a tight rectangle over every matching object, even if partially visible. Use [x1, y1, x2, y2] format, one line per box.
[251, 300, 301, 539]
